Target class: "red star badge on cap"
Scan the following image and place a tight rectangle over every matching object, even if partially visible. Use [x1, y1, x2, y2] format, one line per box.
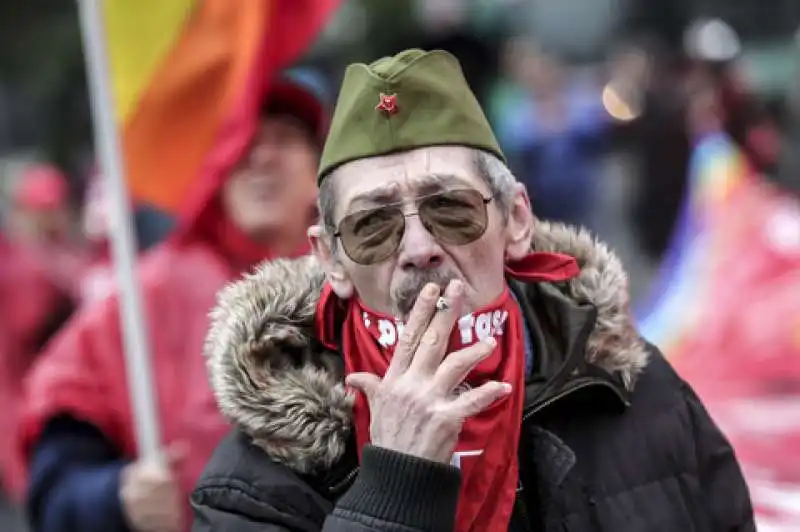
[376, 93, 399, 115]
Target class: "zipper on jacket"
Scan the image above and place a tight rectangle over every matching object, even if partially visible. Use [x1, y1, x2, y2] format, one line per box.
[328, 466, 359, 497]
[522, 378, 628, 424]
[513, 483, 534, 532]
[513, 379, 626, 531]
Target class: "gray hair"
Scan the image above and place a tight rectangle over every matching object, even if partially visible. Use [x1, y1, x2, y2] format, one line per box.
[318, 149, 518, 249]
[472, 149, 518, 218]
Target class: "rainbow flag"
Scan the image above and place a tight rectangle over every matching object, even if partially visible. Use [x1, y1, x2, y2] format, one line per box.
[635, 132, 752, 358]
[104, 0, 340, 215]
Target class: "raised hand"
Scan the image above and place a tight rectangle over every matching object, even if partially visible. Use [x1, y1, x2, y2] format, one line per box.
[120, 443, 187, 532]
[346, 280, 512, 464]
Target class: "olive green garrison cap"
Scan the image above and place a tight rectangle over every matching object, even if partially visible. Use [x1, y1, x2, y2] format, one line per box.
[318, 49, 505, 182]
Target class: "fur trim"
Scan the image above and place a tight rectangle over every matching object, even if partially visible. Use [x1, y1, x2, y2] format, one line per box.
[530, 220, 649, 389]
[204, 223, 648, 473]
[205, 256, 351, 474]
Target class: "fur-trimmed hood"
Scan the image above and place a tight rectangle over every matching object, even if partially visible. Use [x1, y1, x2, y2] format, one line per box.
[204, 221, 649, 475]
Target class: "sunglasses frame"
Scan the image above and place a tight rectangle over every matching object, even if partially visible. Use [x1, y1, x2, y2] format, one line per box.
[333, 188, 493, 265]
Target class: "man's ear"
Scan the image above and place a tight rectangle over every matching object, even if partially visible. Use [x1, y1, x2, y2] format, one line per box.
[308, 224, 354, 299]
[504, 184, 534, 261]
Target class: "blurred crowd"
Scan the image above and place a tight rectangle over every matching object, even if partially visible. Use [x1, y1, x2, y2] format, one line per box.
[1, 0, 799, 530]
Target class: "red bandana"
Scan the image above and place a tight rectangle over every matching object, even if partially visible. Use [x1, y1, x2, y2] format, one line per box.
[316, 252, 579, 532]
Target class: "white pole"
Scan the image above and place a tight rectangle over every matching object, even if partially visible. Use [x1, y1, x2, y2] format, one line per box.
[76, 0, 162, 462]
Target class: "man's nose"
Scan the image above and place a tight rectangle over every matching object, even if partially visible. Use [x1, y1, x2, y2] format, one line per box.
[248, 140, 278, 167]
[397, 215, 444, 270]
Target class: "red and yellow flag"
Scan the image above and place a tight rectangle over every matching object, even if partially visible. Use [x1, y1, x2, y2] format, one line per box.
[104, 0, 340, 214]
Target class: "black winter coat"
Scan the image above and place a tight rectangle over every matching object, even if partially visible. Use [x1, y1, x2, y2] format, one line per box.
[192, 222, 754, 531]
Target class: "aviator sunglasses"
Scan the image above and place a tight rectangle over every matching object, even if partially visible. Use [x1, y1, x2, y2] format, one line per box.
[333, 188, 493, 265]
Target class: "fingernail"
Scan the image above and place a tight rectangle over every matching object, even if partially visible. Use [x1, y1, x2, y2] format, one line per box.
[424, 284, 438, 298]
[450, 280, 463, 295]
[501, 382, 513, 393]
[484, 336, 497, 347]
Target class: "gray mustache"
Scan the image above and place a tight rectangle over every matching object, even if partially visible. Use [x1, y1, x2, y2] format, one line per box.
[392, 269, 458, 318]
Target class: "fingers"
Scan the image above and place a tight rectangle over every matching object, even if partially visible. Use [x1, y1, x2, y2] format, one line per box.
[433, 337, 497, 394]
[120, 456, 184, 532]
[345, 372, 381, 399]
[386, 283, 440, 379]
[449, 380, 512, 418]
[408, 280, 464, 375]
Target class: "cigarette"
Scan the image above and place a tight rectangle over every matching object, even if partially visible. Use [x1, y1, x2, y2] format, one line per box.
[435, 297, 450, 311]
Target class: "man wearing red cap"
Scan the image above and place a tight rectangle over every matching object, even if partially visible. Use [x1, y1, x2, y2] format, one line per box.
[19, 72, 328, 532]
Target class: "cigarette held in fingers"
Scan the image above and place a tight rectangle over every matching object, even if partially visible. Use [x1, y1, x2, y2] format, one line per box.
[435, 297, 450, 311]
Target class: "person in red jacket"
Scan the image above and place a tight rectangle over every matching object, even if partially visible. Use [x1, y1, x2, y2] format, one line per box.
[19, 71, 329, 532]
[0, 164, 82, 501]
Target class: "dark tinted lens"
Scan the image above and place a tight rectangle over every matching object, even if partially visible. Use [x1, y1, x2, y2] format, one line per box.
[418, 189, 488, 245]
[337, 206, 405, 264]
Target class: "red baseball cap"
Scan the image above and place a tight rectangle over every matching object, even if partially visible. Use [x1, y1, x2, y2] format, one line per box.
[13, 164, 69, 210]
[263, 68, 331, 143]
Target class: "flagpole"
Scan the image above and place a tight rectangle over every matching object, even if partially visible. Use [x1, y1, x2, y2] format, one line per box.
[76, 0, 162, 462]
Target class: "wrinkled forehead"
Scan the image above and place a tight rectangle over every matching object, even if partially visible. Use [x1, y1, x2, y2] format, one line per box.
[332, 146, 486, 215]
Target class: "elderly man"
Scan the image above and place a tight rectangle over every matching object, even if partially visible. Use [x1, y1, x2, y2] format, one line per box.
[193, 50, 754, 532]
